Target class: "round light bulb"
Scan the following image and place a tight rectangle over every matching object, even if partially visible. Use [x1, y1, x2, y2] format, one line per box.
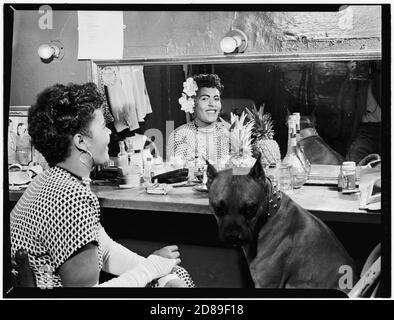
[38, 44, 55, 59]
[220, 36, 237, 53]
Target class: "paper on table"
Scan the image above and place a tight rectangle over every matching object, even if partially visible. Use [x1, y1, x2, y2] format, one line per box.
[77, 11, 124, 60]
[359, 167, 381, 210]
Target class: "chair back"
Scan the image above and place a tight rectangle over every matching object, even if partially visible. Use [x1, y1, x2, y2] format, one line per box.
[12, 248, 35, 287]
[348, 243, 381, 298]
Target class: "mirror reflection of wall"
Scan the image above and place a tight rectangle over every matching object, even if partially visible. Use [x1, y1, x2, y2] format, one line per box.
[98, 60, 381, 164]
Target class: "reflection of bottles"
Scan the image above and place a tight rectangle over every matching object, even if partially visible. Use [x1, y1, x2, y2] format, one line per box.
[130, 150, 144, 174]
[282, 116, 307, 188]
[194, 155, 204, 182]
[143, 150, 153, 183]
[293, 112, 311, 175]
[186, 157, 195, 181]
[125, 137, 134, 166]
[117, 141, 128, 167]
[338, 161, 356, 192]
[338, 165, 346, 192]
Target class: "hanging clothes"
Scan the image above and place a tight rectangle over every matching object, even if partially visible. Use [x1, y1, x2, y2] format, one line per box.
[105, 66, 139, 132]
[104, 65, 153, 132]
[130, 65, 152, 121]
[117, 66, 140, 131]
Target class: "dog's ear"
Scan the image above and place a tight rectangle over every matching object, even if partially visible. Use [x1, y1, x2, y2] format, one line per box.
[206, 160, 218, 190]
[310, 109, 317, 127]
[248, 153, 266, 184]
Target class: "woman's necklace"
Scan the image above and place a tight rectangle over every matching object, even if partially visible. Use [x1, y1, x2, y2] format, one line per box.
[193, 121, 219, 163]
[55, 165, 92, 187]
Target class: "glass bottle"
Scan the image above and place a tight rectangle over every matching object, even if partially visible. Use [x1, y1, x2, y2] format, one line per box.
[186, 156, 196, 181]
[130, 149, 144, 174]
[142, 151, 153, 183]
[293, 112, 311, 175]
[266, 162, 279, 188]
[340, 161, 356, 191]
[194, 155, 204, 182]
[117, 141, 128, 168]
[337, 165, 346, 192]
[125, 137, 134, 166]
[282, 115, 308, 188]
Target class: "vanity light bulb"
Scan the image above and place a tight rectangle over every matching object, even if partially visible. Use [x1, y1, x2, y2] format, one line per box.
[220, 36, 237, 53]
[38, 44, 55, 59]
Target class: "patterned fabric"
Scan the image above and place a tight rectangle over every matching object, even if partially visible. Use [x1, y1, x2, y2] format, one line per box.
[147, 266, 195, 288]
[10, 166, 103, 288]
[167, 121, 230, 163]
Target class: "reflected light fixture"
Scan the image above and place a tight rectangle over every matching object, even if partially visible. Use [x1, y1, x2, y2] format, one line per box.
[220, 29, 248, 54]
[37, 40, 65, 62]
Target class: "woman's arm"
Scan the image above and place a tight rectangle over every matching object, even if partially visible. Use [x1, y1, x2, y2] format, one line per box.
[59, 241, 180, 287]
[59, 243, 100, 287]
[99, 227, 181, 276]
[99, 227, 147, 275]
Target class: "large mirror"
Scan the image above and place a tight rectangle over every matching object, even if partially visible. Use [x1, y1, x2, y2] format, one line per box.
[92, 51, 381, 166]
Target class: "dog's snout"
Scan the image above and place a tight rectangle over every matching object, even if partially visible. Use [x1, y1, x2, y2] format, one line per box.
[223, 228, 246, 246]
[224, 234, 244, 246]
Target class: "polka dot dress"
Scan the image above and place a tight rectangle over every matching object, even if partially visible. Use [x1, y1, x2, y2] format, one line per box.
[10, 166, 103, 288]
[147, 266, 195, 288]
[167, 121, 230, 162]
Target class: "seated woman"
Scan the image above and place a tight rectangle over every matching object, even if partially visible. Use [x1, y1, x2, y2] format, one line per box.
[167, 74, 230, 166]
[10, 83, 193, 288]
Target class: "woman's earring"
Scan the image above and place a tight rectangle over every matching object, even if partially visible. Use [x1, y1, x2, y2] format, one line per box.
[79, 149, 94, 169]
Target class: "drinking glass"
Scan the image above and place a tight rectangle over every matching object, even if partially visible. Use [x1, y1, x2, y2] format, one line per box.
[278, 164, 293, 191]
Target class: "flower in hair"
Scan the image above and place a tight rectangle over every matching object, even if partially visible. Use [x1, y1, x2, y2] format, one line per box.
[178, 77, 198, 114]
[178, 93, 195, 113]
[183, 78, 198, 96]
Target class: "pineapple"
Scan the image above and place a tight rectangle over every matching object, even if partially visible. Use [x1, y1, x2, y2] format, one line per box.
[220, 112, 256, 168]
[245, 105, 281, 168]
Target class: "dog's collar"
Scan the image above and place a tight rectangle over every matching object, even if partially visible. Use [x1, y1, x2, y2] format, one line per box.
[247, 178, 282, 260]
[266, 179, 282, 218]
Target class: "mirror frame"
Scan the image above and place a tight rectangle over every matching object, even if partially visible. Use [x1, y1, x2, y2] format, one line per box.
[90, 50, 381, 81]
[89, 49, 382, 164]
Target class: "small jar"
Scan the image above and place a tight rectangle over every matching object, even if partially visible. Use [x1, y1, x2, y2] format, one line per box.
[338, 161, 356, 191]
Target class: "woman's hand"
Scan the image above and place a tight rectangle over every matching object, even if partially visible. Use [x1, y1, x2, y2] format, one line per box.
[152, 245, 180, 260]
[164, 278, 189, 288]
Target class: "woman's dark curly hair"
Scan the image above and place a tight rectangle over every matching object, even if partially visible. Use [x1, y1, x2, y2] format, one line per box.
[193, 74, 224, 94]
[28, 82, 104, 167]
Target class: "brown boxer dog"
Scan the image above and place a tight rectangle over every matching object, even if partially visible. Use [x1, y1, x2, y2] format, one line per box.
[206, 154, 358, 291]
[299, 115, 343, 165]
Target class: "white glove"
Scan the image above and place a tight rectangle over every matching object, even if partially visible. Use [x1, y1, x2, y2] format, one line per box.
[99, 227, 147, 275]
[95, 254, 178, 287]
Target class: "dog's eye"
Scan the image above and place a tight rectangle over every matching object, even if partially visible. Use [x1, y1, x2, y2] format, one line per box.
[212, 202, 226, 217]
[244, 204, 257, 219]
[214, 206, 225, 217]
